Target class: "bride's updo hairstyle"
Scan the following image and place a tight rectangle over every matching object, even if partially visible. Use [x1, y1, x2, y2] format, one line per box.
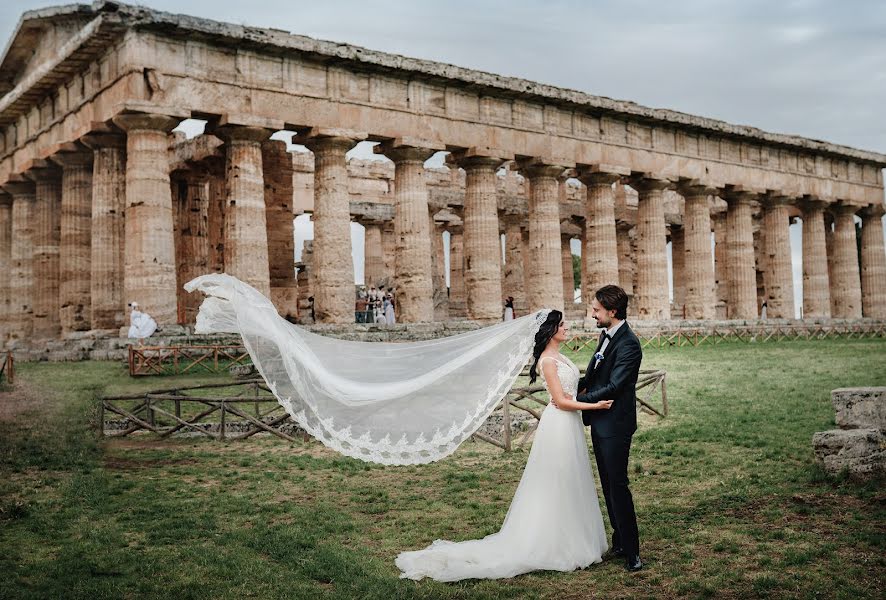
[528, 309, 563, 384]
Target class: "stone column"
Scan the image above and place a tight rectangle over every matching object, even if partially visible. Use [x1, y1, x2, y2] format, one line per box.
[448, 226, 466, 317]
[429, 214, 449, 320]
[561, 234, 575, 305]
[381, 221, 396, 287]
[800, 199, 831, 318]
[262, 140, 297, 319]
[679, 185, 716, 320]
[519, 159, 568, 312]
[363, 221, 385, 288]
[760, 194, 795, 319]
[51, 150, 94, 333]
[0, 196, 11, 341]
[825, 212, 838, 317]
[521, 228, 532, 302]
[4, 181, 36, 341]
[578, 169, 622, 318]
[712, 211, 729, 317]
[376, 140, 440, 322]
[502, 217, 526, 314]
[631, 176, 672, 320]
[616, 221, 634, 296]
[300, 132, 362, 323]
[455, 152, 508, 322]
[112, 113, 181, 326]
[216, 125, 272, 297]
[723, 190, 758, 319]
[26, 162, 62, 339]
[206, 162, 226, 275]
[831, 203, 863, 319]
[859, 204, 886, 318]
[82, 132, 127, 331]
[670, 225, 686, 318]
[175, 172, 210, 325]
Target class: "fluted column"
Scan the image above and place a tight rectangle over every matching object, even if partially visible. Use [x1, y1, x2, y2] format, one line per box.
[377, 141, 439, 322]
[455, 152, 507, 321]
[679, 185, 716, 320]
[723, 190, 758, 319]
[670, 225, 685, 318]
[25, 163, 62, 339]
[174, 172, 210, 325]
[217, 125, 272, 297]
[448, 226, 466, 317]
[760, 194, 795, 319]
[500, 218, 525, 315]
[51, 150, 94, 333]
[263, 139, 297, 319]
[112, 113, 181, 326]
[616, 221, 634, 296]
[206, 163, 226, 275]
[0, 196, 11, 342]
[825, 212, 838, 317]
[631, 176, 672, 319]
[4, 181, 36, 341]
[81, 132, 127, 331]
[561, 234, 575, 305]
[831, 203, 863, 319]
[578, 169, 622, 317]
[800, 199, 831, 318]
[520, 160, 568, 312]
[363, 221, 385, 288]
[381, 221, 396, 286]
[430, 215, 449, 320]
[300, 133, 361, 323]
[859, 204, 886, 318]
[712, 211, 729, 316]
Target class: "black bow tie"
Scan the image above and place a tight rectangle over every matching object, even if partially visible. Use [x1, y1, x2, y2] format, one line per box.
[600, 331, 611, 341]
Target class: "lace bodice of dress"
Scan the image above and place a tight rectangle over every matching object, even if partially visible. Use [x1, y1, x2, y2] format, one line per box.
[539, 354, 580, 398]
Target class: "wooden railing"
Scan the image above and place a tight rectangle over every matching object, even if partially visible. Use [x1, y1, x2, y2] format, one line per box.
[128, 345, 251, 376]
[0, 351, 13, 384]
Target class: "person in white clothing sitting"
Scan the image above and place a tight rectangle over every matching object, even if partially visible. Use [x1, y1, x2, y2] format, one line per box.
[127, 302, 158, 344]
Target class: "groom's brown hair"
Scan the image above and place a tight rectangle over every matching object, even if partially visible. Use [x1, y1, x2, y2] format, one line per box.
[595, 285, 628, 320]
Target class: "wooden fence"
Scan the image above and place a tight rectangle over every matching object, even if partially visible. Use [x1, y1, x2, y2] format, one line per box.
[0, 351, 13, 384]
[128, 345, 252, 376]
[101, 368, 667, 452]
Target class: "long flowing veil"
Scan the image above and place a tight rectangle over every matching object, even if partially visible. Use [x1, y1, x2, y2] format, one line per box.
[185, 274, 550, 465]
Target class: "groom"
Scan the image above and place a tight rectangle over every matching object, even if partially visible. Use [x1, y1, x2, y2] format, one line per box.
[576, 285, 643, 572]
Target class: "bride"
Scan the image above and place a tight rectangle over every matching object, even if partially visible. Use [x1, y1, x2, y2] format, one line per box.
[395, 309, 612, 581]
[184, 275, 613, 581]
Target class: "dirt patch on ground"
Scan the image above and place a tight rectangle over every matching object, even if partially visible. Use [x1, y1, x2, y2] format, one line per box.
[0, 380, 49, 423]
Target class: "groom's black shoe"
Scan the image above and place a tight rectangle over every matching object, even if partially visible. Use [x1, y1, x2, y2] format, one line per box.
[625, 555, 643, 572]
[610, 546, 625, 558]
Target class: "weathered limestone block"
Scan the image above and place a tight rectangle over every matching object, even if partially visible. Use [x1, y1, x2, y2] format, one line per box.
[831, 387, 886, 430]
[801, 199, 831, 318]
[812, 429, 885, 480]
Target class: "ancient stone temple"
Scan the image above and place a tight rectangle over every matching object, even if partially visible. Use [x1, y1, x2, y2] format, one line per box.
[0, 1, 885, 345]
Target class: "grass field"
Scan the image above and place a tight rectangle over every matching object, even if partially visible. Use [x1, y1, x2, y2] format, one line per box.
[1, 339, 884, 599]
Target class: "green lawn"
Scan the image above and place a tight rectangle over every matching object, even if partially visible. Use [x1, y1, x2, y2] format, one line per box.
[1, 340, 884, 599]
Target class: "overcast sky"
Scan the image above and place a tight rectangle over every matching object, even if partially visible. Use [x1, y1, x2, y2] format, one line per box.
[2, 0, 885, 316]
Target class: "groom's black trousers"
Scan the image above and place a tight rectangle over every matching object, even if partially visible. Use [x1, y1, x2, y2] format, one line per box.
[591, 431, 639, 556]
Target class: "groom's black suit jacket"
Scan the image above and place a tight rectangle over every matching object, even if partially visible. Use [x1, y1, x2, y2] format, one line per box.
[577, 322, 643, 437]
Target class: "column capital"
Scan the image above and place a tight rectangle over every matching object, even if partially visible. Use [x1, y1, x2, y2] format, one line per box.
[576, 164, 629, 186]
[799, 196, 829, 212]
[720, 186, 760, 205]
[760, 192, 796, 207]
[375, 137, 444, 163]
[859, 203, 886, 219]
[20, 158, 61, 182]
[675, 179, 717, 198]
[448, 146, 513, 170]
[80, 130, 126, 150]
[214, 124, 272, 144]
[294, 127, 367, 153]
[0, 177, 35, 197]
[516, 157, 573, 179]
[47, 143, 94, 168]
[628, 173, 674, 193]
[111, 112, 181, 133]
[0, 192, 11, 206]
[832, 201, 860, 216]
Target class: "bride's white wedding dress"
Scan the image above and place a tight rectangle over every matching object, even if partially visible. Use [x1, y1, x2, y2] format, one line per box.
[396, 354, 608, 581]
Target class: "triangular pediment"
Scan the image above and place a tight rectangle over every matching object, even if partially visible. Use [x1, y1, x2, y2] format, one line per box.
[0, 4, 95, 97]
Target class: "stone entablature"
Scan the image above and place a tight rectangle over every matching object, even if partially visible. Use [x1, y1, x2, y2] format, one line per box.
[1, 2, 884, 206]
